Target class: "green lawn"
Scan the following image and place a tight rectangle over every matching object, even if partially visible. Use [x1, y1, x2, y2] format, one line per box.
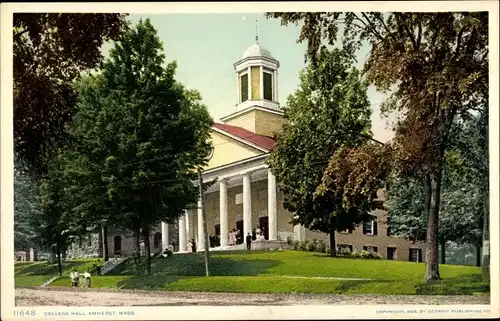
[15, 259, 98, 287]
[43, 251, 489, 295]
[15, 275, 55, 287]
[15, 259, 97, 276]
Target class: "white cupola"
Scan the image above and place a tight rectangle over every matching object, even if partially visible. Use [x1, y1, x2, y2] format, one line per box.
[234, 38, 280, 111]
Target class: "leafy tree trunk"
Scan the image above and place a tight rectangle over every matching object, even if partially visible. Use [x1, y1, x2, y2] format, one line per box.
[425, 171, 442, 282]
[56, 242, 62, 276]
[329, 228, 336, 257]
[143, 226, 151, 276]
[482, 164, 489, 281]
[135, 227, 141, 263]
[439, 237, 446, 264]
[475, 243, 481, 267]
[102, 224, 108, 262]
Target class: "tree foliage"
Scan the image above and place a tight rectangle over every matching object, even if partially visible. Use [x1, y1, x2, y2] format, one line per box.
[267, 12, 488, 281]
[14, 157, 41, 251]
[386, 149, 483, 246]
[14, 13, 128, 175]
[267, 47, 372, 255]
[67, 19, 213, 273]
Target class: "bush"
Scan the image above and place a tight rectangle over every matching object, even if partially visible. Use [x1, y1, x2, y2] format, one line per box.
[306, 240, 316, 252]
[298, 241, 308, 251]
[286, 236, 293, 246]
[326, 247, 331, 254]
[316, 240, 327, 253]
[351, 250, 383, 260]
[293, 241, 300, 250]
[338, 247, 353, 257]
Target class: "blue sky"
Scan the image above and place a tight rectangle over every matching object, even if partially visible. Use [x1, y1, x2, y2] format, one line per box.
[102, 13, 393, 142]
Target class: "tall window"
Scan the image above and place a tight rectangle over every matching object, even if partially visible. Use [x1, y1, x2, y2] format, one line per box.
[114, 235, 122, 255]
[240, 73, 248, 102]
[263, 71, 273, 100]
[154, 232, 162, 249]
[363, 216, 378, 235]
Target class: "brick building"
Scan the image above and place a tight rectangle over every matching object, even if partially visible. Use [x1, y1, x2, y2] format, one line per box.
[70, 39, 425, 262]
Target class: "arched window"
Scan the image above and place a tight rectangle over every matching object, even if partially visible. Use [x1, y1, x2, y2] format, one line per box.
[114, 235, 122, 255]
[154, 232, 162, 249]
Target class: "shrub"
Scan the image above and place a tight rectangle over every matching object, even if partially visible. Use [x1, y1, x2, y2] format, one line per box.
[298, 241, 309, 251]
[316, 240, 327, 253]
[286, 236, 293, 245]
[338, 247, 353, 257]
[293, 240, 300, 250]
[306, 240, 316, 252]
[326, 247, 331, 254]
[351, 250, 383, 259]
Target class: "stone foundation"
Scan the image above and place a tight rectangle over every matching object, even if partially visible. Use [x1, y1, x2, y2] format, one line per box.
[251, 239, 290, 251]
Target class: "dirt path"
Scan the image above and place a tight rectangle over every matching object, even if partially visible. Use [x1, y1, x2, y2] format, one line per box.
[15, 287, 490, 306]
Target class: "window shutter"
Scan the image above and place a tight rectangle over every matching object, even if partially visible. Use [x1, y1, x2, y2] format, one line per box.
[362, 222, 367, 234]
[418, 249, 423, 262]
[373, 220, 378, 235]
[409, 249, 412, 262]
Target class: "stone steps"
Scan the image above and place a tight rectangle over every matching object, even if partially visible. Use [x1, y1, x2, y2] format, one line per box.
[100, 257, 127, 275]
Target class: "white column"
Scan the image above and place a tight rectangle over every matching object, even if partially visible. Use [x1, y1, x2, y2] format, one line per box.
[197, 199, 205, 250]
[236, 71, 240, 104]
[161, 222, 169, 250]
[274, 69, 278, 103]
[186, 211, 191, 240]
[268, 170, 278, 240]
[220, 178, 229, 247]
[243, 172, 252, 243]
[179, 212, 187, 252]
[259, 66, 264, 100]
[247, 66, 251, 100]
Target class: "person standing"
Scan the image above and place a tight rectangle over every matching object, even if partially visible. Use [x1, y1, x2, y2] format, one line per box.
[191, 239, 197, 253]
[70, 269, 79, 287]
[229, 229, 235, 246]
[246, 233, 252, 250]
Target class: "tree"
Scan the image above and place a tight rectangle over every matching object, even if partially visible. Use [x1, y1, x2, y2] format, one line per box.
[36, 153, 78, 275]
[267, 12, 488, 281]
[267, 47, 373, 256]
[14, 13, 128, 176]
[451, 108, 489, 279]
[69, 19, 213, 274]
[386, 148, 484, 265]
[14, 156, 41, 253]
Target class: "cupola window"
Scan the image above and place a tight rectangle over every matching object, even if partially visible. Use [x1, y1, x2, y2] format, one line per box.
[263, 71, 273, 101]
[240, 73, 249, 102]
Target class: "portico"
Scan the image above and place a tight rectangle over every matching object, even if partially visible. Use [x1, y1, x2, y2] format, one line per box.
[162, 154, 281, 252]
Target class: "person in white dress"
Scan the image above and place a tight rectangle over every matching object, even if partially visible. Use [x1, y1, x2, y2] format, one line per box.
[83, 270, 92, 288]
[229, 230, 236, 246]
[70, 269, 79, 287]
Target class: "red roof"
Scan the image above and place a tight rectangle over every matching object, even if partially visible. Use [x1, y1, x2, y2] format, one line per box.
[213, 123, 276, 151]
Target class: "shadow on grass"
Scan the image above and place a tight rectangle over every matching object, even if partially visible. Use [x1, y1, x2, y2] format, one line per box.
[110, 253, 282, 277]
[415, 274, 490, 295]
[310, 253, 387, 261]
[15, 260, 93, 276]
